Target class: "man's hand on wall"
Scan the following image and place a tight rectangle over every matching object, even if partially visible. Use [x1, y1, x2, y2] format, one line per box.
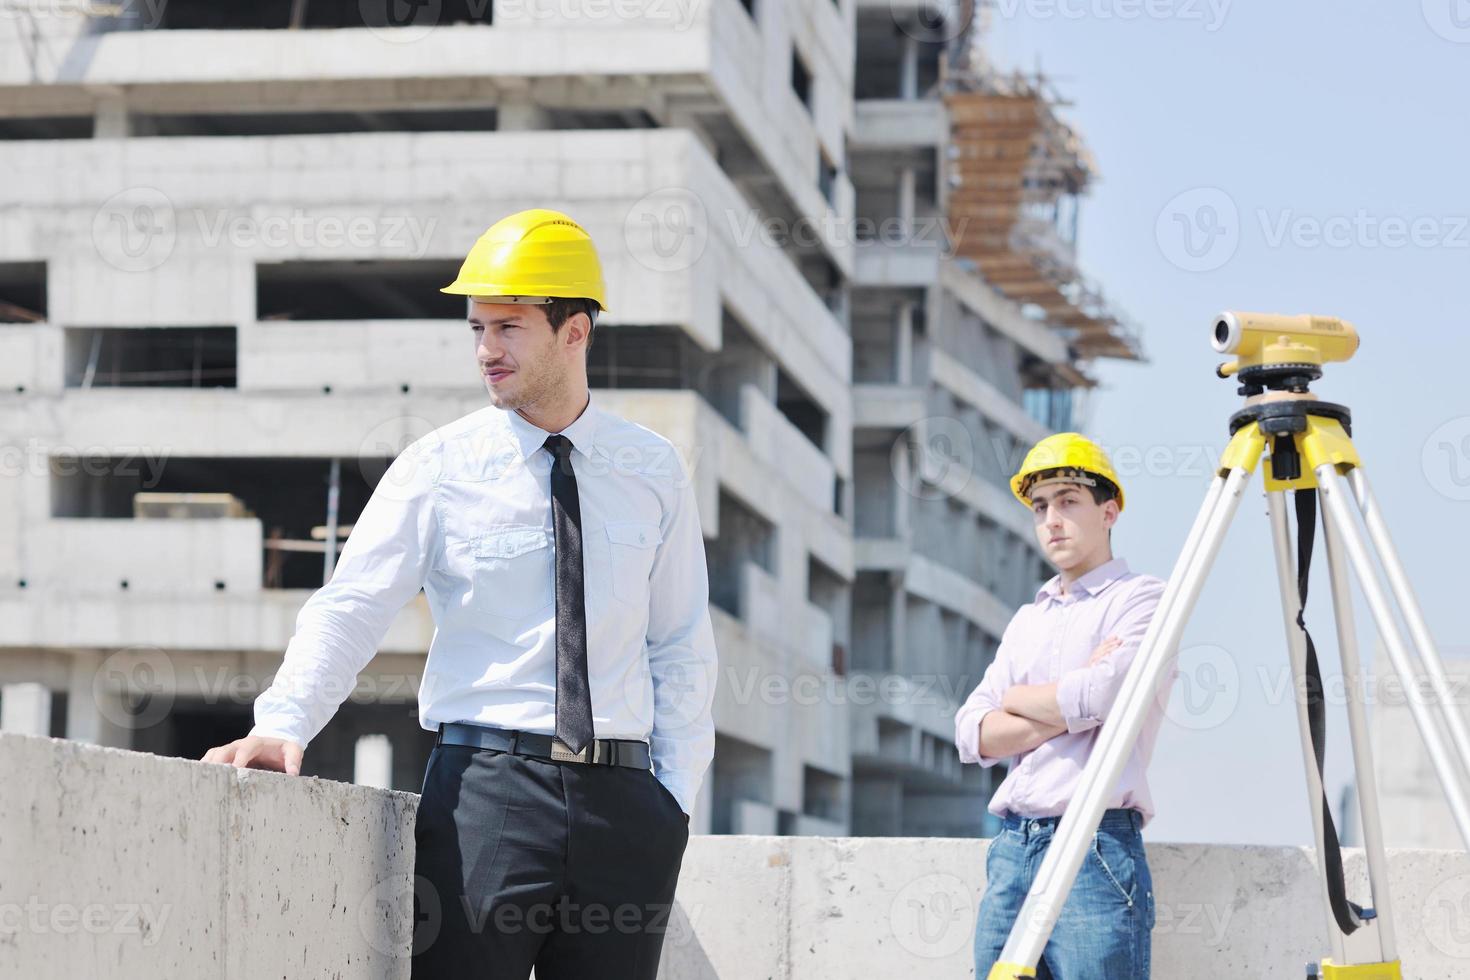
[202, 736, 304, 776]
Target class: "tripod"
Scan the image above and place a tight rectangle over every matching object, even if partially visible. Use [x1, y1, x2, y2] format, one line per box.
[988, 320, 1470, 979]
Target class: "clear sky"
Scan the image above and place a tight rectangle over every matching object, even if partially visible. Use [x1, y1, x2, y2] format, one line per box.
[984, 1, 1470, 844]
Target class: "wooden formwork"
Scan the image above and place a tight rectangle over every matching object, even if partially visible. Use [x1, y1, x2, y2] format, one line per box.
[943, 83, 1141, 362]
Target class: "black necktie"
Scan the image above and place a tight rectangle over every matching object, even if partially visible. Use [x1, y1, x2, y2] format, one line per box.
[544, 434, 593, 754]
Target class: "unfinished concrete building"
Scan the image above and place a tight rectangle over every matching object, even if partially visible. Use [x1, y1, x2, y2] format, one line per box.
[0, 0, 1140, 838]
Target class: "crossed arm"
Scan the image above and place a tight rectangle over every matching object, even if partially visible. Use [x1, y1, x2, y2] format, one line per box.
[972, 636, 1123, 760]
[977, 706, 1066, 759]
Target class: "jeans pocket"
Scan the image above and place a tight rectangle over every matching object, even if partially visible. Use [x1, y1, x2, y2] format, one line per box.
[1090, 830, 1138, 907]
[984, 830, 1019, 885]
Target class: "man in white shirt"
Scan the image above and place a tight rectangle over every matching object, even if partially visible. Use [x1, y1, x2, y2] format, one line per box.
[202, 209, 718, 979]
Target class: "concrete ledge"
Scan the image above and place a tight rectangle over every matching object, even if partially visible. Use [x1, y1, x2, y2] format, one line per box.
[5, 733, 1470, 978]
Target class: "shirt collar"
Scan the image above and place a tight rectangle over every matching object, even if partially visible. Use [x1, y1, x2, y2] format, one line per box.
[1036, 557, 1131, 604]
[500, 392, 604, 464]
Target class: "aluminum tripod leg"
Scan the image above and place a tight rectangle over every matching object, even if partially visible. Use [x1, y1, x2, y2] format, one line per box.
[989, 467, 1253, 978]
[1316, 464, 1470, 849]
[1321, 494, 1398, 965]
[1266, 491, 1348, 965]
[1349, 469, 1470, 801]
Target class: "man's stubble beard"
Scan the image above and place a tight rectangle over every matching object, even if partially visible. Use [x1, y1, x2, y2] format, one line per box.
[501, 348, 566, 416]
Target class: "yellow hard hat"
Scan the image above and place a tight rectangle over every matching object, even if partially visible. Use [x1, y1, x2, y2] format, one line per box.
[441, 208, 609, 312]
[1011, 432, 1125, 512]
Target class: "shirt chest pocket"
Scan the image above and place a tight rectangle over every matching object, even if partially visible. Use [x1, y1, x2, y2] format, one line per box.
[604, 520, 662, 606]
[471, 524, 554, 627]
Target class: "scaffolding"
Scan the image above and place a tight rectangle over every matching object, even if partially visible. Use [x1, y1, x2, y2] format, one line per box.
[941, 62, 1145, 366]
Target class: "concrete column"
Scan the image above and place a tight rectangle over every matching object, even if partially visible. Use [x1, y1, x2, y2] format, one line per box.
[756, 361, 778, 402]
[497, 98, 551, 131]
[775, 737, 803, 821]
[893, 438, 912, 539]
[667, 106, 718, 159]
[898, 167, 916, 238]
[705, 334, 777, 427]
[899, 34, 919, 100]
[94, 94, 130, 139]
[888, 573, 907, 675]
[1, 683, 51, 735]
[353, 734, 393, 790]
[65, 652, 133, 749]
[895, 301, 915, 385]
[829, 287, 851, 332]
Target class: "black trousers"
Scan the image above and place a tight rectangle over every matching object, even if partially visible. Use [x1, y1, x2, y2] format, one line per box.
[410, 742, 690, 979]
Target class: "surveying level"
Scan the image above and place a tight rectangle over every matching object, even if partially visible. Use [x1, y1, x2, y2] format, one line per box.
[1212, 310, 1360, 379]
[987, 312, 1470, 979]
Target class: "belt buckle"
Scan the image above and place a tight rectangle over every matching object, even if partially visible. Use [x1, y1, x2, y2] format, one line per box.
[550, 738, 593, 764]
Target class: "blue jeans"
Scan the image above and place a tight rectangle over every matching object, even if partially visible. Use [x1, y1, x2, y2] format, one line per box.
[974, 808, 1155, 980]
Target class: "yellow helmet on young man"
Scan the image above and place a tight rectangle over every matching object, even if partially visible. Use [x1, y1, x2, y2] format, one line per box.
[441, 208, 609, 312]
[1011, 433, 1125, 512]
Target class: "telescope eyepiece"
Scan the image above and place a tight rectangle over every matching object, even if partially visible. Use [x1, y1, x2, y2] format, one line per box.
[1212, 312, 1242, 354]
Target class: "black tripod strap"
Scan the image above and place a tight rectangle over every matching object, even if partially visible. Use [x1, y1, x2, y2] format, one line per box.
[1295, 489, 1366, 936]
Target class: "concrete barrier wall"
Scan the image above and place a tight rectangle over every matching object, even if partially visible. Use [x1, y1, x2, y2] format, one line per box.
[5, 733, 1470, 979]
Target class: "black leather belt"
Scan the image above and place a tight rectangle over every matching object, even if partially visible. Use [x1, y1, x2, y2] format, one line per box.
[436, 722, 652, 769]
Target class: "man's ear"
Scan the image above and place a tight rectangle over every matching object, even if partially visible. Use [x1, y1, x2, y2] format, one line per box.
[1103, 499, 1120, 529]
[563, 312, 592, 352]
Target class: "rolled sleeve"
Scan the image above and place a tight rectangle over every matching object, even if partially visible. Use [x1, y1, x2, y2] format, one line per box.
[250, 441, 441, 748]
[955, 619, 1022, 767]
[645, 452, 718, 817]
[956, 703, 1006, 768]
[1055, 578, 1166, 734]
[1056, 667, 1099, 735]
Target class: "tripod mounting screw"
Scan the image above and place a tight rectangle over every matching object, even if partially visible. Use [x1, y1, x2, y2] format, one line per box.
[1261, 415, 1308, 436]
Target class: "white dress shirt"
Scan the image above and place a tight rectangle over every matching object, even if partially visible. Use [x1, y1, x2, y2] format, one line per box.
[250, 392, 719, 815]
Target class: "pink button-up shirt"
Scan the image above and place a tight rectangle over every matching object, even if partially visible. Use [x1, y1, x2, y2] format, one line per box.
[954, 557, 1170, 827]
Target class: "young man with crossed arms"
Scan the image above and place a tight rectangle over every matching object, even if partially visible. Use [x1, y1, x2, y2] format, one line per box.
[957, 433, 1172, 979]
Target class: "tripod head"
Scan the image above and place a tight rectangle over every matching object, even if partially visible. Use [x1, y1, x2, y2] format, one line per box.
[1214, 311, 1360, 483]
[1213, 311, 1360, 397]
